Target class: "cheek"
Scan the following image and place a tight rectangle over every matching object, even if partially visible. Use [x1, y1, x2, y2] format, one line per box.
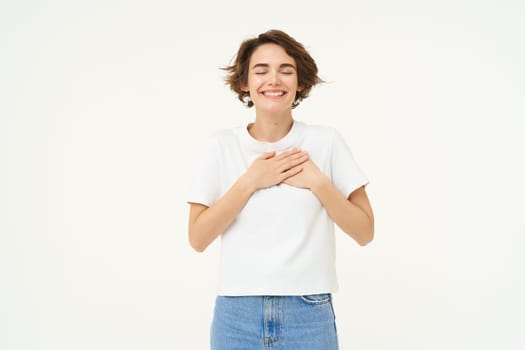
[284, 76, 299, 88]
[243, 79, 256, 92]
[246, 77, 260, 90]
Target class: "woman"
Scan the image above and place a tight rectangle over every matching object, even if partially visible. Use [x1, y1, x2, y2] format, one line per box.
[187, 29, 374, 350]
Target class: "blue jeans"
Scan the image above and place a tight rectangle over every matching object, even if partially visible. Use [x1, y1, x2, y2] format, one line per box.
[211, 294, 339, 350]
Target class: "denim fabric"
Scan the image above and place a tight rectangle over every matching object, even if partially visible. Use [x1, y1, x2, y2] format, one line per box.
[211, 294, 339, 350]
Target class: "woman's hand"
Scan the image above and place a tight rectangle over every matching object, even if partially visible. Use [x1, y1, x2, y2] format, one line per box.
[242, 148, 309, 191]
[282, 159, 325, 189]
[189, 148, 309, 252]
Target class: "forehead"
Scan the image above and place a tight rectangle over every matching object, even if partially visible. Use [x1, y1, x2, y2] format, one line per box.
[249, 43, 296, 66]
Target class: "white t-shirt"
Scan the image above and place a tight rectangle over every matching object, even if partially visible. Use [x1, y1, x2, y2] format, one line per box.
[188, 121, 368, 295]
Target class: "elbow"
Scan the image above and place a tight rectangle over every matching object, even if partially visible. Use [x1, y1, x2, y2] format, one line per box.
[342, 226, 374, 246]
[357, 232, 374, 246]
[358, 218, 375, 246]
[190, 242, 206, 253]
[356, 226, 374, 246]
[188, 232, 208, 253]
[189, 239, 208, 253]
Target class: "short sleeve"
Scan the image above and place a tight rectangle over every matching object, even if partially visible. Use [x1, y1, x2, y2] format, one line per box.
[330, 129, 369, 199]
[186, 135, 222, 207]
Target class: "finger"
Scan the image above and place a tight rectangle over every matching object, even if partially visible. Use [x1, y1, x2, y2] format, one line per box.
[275, 148, 302, 161]
[258, 151, 276, 160]
[287, 151, 308, 161]
[280, 164, 304, 181]
[279, 153, 309, 172]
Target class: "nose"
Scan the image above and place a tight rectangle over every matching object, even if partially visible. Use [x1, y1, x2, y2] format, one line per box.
[268, 70, 280, 86]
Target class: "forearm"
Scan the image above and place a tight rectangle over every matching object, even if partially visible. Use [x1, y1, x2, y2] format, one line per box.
[311, 176, 374, 246]
[189, 176, 255, 252]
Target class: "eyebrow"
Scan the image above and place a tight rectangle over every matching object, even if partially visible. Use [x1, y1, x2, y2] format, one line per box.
[251, 63, 297, 70]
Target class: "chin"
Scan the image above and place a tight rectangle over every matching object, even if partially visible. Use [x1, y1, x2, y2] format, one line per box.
[256, 102, 294, 113]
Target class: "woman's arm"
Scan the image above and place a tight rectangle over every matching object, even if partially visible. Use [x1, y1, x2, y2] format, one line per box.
[188, 149, 308, 252]
[312, 180, 374, 246]
[188, 176, 255, 252]
[284, 160, 374, 246]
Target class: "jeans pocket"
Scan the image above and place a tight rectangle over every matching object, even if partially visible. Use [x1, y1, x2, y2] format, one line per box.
[300, 293, 332, 305]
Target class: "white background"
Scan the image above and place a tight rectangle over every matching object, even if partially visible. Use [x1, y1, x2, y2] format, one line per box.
[1, 0, 524, 349]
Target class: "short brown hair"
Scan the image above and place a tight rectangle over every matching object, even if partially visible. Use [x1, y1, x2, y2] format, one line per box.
[223, 29, 323, 109]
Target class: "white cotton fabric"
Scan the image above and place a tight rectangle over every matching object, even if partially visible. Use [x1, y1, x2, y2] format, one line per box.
[188, 121, 368, 296]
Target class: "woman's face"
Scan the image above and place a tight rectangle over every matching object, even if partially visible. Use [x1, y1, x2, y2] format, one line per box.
[242, 43, 303, 113]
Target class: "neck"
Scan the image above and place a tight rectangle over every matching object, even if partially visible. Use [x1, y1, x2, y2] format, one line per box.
[249, 110, 294, 142]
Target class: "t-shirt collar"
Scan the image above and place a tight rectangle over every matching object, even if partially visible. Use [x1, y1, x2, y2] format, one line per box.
[240, 120, 302, 153]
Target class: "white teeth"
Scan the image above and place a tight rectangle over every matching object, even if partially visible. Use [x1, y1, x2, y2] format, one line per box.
[263, 91, 284, 97]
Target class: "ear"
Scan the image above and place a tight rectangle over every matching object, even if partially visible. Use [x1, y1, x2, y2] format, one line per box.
[297, 86, 304, 92]
[241, 85, 249, 92]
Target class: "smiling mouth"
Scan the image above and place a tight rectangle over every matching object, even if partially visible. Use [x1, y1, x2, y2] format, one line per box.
[261, 91, 286, 97]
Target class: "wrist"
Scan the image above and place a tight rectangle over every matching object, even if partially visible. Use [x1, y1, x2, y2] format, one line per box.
[310, 173, 330, 194]
[237, 173, 257, 194]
